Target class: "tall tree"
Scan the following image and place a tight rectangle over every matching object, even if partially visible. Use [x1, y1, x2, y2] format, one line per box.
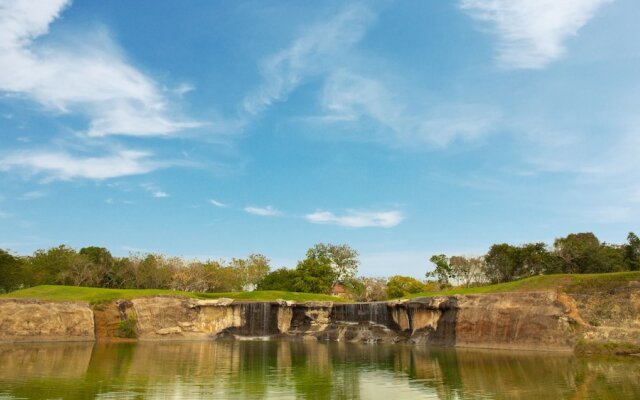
[257, 267, 297, 291]
[483, 244, 520, 283]
[229, 254, 271, 291]
[427, 254, 453, 285]
[291, 258, 336, 294]
[305, 243, 359, 283]
[449, 256, 486, 287]
[0, 249, 24, 293]
[386, 275, 424, 298]
[624, 232, 640, 271]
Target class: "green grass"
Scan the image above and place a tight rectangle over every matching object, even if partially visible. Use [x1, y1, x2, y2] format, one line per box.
[2, 272, 637, 303]
[0, 285, 347, 303]
[403, 271, 640, 299]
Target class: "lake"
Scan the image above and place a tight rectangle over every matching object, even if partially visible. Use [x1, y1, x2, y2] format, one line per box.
[0, 341, 638, 399]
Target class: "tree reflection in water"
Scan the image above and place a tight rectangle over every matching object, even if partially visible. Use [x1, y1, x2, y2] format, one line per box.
[0, 341, 638, 399]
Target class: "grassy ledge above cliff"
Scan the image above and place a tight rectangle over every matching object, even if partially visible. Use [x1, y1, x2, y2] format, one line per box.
[0, 285, 347, 304]
[403, 271, 640, 299]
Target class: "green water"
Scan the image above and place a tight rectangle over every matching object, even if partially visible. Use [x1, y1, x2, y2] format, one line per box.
[0, 341, 638, 399]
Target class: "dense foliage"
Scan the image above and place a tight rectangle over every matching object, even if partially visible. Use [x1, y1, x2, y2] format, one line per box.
[385, 275, 425, 298]
[0, 246, 271, 294]
[428, 232, 640, 287]
[0, 243, 358, 296]
[1, 233, 637, 298]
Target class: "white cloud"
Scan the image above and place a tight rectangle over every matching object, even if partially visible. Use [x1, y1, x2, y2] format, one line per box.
[244, 206, 280, 217]
[320, 70, 500, 146]
[0, 0, 199, 137]
[460, 0, 612, 69]
[0, 211, 11, 219]
[242, 4, 375, 116]
[305, 209, 404, 228]
[140, 183, 170, 198]
[0, 149, 163, 180]
[209, 199, 227, 208]
[152, 191, 169, 198]
[19, 191, 46, 200]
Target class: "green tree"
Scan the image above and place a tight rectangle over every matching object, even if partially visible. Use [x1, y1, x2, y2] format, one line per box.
[305, 243, 359, 283]
[484, 244, 520, 283]
[427, 254, 452, 285]
[624, 232, 640, 271]
[291, 258, 336, 294]
[386, 275, 424, 298]
[552, 233, 624, 274]
[257, 267, 297, 291]
[449, 256, 486, 287]
[27, 245, 88, 286]
[132, 254, 174, 289]
[229, 254, 271, 291]
[0, 249, 25, 293]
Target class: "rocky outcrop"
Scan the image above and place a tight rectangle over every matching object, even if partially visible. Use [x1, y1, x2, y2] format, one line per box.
[1, 285, 638, 353]
[131, 296, 244, 339]
[403, 292, 578, 351]
[567, 280, 640, 352]
[0, 300, 94, 342]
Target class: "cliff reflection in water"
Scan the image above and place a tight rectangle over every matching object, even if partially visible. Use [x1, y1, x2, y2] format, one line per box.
[0, 341, 639, 399]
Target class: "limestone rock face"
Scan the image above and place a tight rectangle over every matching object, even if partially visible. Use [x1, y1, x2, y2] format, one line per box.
[277, 306, 293, 333]
[569, 281, 640, 348]
[194, 298, 234, 307]
[0, 300, 94, 342]
[448, 292, 576, 351]
[2, 284, 637, 353]
[131, 296, 243, 339]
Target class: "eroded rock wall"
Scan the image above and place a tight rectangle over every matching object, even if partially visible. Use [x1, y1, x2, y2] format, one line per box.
[130, 297, 245, 339]
[0, 300, 94, 342]
[406, 292, 577, 351]
[567, 281, 640, 349]
[1, 285, 638, 353]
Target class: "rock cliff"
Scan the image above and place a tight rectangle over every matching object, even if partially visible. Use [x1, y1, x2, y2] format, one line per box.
[0, 299, 94, 342]
[1, 285, 638, 354]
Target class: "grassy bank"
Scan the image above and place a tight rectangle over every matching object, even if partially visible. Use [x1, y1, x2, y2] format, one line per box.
[404, 271, 640, 299]
[0, 285, 347, 303]
[2, 271, 637, 303]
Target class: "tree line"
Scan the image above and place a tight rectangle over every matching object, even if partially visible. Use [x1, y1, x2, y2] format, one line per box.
[0, 246, 271, 294]
[427, 232, 640, 287]
[0, 243, 361, 296]
[1, 232, 638, 299]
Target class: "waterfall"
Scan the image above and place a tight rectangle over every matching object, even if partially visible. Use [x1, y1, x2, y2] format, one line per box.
[331, 302, 390, 326]
[239, 302, 278, 337]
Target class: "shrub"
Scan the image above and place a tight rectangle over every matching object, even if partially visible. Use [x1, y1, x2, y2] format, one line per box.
[117, 317, 138, 338]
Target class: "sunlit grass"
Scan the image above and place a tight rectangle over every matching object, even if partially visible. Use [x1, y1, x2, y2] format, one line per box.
[0, 285, 347, 303]
[403, 271, 640, 299]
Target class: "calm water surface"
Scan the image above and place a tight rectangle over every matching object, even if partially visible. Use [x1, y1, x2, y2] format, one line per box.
[0, 340, 638, 399]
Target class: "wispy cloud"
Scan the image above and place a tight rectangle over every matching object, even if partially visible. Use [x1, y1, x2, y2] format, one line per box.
[152, 191, 169, 198]
[319, 70, 500, 147]
[0, 0, 199, 137]
[0, 149, 163, 180]
[305, 209, 404, 228]
[19, 191, 47, 200]
[241, 4, 375, 116]
[140, 183, 170, 198]
[0, 211, 11, 219]
[460, 0, 612, 69]
[244, 205, 280, 217]
[209, 199, 227, 208]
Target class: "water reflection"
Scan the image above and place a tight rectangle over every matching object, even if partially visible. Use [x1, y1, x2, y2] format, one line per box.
[0, 341, 638, 399]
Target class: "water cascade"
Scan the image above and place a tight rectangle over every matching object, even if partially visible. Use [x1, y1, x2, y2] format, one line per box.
[238, 302, 280, 337]
[330, 302, 391, 327]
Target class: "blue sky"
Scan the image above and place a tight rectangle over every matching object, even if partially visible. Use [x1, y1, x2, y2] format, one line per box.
[1, 0, 638, 278]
